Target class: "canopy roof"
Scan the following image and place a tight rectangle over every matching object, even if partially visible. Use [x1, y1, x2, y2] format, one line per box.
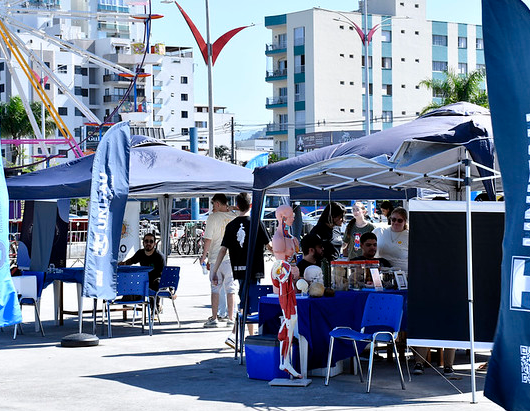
[6, 135, 255, 200]
[254, 102, 495, 199]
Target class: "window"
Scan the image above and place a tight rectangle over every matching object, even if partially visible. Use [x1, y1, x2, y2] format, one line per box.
[339, 25, 344, 30]
[458, 37, 468, 48]
[294, 27, 305, 46]
[339, 53, 345, 57]
[382, 57, 392, 69]
[340, 108, 345, 112]
[44, 83, 50, 90]
[362, 82, 373, 95]
[432, 61, 448, 72]
[294, 83, 305, 102]
[401, 57, 405, 62]
[295, 110, 305, 127]
[401, 84, 406, 88]
[0, 62, 4, 71]
[382, 111, 393, 122]
[401, 29, 405, 34]
[59, 149, 68, 157]
[349, 54, 354, 58]
[382, 84, 392, 96]
[433, 35, 448, 46]
[349, 81, 354, 85]
[476, 64, 486, 72]
[433, 89, 444, 98]
[415, 31, 420, 35]
[74, 86, 82, 96]
[401, 111, 406, 115]
[381, 30, 392, 42]
[58, 107, 68, 115]
[340, 80, 345, 85]
[361, 55, 372, 68]
[350, 109, 354, 113]
[195, 121, 207, 128]
[278, 33, 287, 49]
[476, 38, 484, 49]
[415, 58, 420, 63]
[75, 108, 84, 117]
[0, 84, 4, 93]
[458, 62, 468, 75]
[181, 93, 188, 101]
[294, 54, 305, 73]
[57, 65, 67, 74]
[181, 128, 189, 136]
[181, 111, 188, 118]
[74, 66, 87, 75]
[180, 76, 188, 84]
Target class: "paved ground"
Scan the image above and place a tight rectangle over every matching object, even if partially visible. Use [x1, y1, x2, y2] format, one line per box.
[1, 256, 503, 411]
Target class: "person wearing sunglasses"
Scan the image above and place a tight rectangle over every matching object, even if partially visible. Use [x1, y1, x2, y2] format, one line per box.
[372, 207, 409, 271]
[119, 233, 165, 300]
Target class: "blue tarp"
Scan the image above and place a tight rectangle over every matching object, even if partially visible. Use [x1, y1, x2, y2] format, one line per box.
[6, 135, 255, 200]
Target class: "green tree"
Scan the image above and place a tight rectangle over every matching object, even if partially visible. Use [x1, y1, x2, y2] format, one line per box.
[214, 145, 231, 162]
[0, 96, 56, 165]
[418, 68, 488, 114]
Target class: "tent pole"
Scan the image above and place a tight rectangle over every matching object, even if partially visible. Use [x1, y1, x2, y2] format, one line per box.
[465, 152, 477, 403]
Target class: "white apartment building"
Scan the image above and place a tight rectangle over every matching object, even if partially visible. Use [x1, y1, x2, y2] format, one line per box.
[265, 0, 485, 158]
[0, 0, 200, 165]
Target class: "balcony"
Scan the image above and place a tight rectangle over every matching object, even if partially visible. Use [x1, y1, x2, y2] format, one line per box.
[265, 42, 287, 55]
[103, 73, 147, 83]
[266, 68, 287, 82]
[153, 98, 163, 108]
[266, 123, 288, 136]
[266, 96, 287, 108]
[103, 95, 145, 104]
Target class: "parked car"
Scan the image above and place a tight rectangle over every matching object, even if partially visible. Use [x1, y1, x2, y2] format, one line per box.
[172, 208, 209, 220]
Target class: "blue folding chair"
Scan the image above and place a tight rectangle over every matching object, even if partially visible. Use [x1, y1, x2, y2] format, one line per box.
[12, 271, 46, 339]
[235, 284, 273, 362]
[325, 293, 405, 393]
[105, 271, 152, 338]
[150, 266, 181, 327]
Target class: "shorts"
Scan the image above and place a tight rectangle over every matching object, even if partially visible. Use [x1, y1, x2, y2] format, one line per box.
[210, 260, 237, 294]
[237, 278, 258, 300]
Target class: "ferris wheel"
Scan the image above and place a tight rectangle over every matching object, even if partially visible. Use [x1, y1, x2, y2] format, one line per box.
[0, 0, 158, 164]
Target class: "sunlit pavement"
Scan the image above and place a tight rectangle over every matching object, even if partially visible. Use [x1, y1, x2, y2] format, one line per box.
[0, 255, 502, 411]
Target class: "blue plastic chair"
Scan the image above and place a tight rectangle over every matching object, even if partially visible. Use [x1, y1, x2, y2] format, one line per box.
[325, 293, 405, 393]
[13, 271, 46, 338]
[235, 284, 273, 362]
[149, 266, 181, 327]
[105, 271, 152, 338]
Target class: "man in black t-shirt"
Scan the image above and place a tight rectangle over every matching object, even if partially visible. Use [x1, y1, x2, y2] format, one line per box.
[350, 232, 391, 267]
[211, 193, 271, 349]
[296, 233, 324, 277]
[119, 233, 165, 291]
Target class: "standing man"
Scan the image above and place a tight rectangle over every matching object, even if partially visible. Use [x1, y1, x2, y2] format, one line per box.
[211, 192, 271, 348]
[296, 233, 324, 277]
[200, 193, 236, 328]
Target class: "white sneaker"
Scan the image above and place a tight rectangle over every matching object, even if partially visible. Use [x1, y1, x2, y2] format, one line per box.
[203, 317, 219, 328]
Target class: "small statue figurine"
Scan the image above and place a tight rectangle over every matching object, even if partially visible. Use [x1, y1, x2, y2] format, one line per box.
[271, 205, 302, 378]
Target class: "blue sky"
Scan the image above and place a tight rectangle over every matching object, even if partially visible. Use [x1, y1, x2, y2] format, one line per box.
[150, 0, 528, 136]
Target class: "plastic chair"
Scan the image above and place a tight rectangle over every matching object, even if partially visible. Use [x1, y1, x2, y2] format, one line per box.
[235, 284, 273, 362]
[12, 271, 46, 339]
[105, 271, 152, 338]
[325, 293, 405, 393]
[150, 266, 181, 327]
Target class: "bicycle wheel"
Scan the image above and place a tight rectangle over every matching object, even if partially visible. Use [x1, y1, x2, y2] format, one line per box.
[180, 237, 193, 255]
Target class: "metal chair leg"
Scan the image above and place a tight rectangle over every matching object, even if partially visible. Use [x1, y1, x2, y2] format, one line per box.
[367, 340, 376, 393]
[34, 304, 45, 337]
[170, 299, 180, 328]
[325, 336, 335, 385]
[352, 340, 364, 382]
[234, 315, 239, 360]
[392, 338, 406, 390]
[107, 302, 112, 338]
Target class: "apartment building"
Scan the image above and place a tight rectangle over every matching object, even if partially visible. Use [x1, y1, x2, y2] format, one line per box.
[0, 0, 198, 164]
[265, 0, 484, 158]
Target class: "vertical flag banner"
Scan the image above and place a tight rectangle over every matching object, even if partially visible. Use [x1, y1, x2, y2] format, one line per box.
[0, 160, 21, 327]
[83, 122, 130, 300]
[483, 0, 530, 408]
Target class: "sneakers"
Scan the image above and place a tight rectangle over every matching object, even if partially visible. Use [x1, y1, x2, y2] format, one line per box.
[226, 319, 235, 326]
[203, 316, 219, 328]
[217, 315, 228, 322]
[225, 336, 236, 349]
[444, 367, 461, 380]
[413, 362, 425, 375]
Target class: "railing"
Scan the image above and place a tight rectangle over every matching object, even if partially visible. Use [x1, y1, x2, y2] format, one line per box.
[266, 42, 287, 52]
[266, 68, 287, 79]
[294, 65, 305, 74]
[266, 123, 288, 132]
[266, 96, 287, 105]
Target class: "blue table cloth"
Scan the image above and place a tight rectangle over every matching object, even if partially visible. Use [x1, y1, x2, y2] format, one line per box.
[259, 289, 407, 370]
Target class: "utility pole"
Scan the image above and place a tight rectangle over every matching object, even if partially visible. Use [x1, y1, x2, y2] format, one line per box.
[205, 0, 214, 157]
[362, 0, 370, 135]
[231, 116, 235, 164]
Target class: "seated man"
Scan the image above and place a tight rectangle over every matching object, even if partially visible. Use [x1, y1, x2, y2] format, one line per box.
[296, 233, 324, 277]
[350, 232, 392, 267]
[119, 233, 165, 306]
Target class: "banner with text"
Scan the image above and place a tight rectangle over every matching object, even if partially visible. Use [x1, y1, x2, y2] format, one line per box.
[83, 122, 130, 300]
[483, 0, 530, 408]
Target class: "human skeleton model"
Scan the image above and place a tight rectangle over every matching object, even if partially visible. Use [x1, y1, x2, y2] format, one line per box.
[271, 205, 301, 378]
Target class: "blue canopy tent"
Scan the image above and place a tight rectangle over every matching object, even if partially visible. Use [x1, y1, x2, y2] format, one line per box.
[242, 102, 498, 368]
[6, 135, 257, 258]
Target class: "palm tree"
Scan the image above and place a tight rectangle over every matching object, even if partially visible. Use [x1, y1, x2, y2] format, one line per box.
[0, 96, 56, 165]
[418, 68, 488, 114]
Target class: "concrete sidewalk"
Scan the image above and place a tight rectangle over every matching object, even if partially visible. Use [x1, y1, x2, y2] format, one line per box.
[1, 256, 502, 411]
